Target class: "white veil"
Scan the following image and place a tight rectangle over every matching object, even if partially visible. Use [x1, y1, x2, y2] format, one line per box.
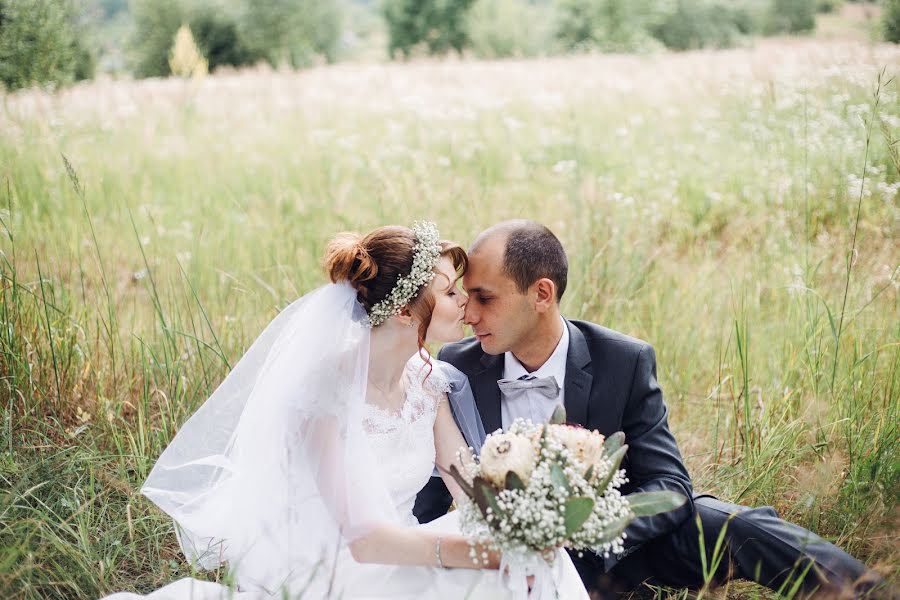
[141, 282, 400, 593]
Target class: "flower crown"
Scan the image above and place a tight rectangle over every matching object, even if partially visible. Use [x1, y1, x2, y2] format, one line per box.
[365, 221, 442, 327]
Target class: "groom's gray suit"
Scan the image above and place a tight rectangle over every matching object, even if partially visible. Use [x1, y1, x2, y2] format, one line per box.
[414, 319, 875, 597]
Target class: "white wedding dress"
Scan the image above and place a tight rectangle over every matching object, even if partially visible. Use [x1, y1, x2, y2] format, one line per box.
[102, 357, 589, 600]
[100, 284, 587, 600]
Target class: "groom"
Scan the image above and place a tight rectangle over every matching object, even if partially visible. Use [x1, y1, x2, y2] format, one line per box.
[414, 220, 883, 598]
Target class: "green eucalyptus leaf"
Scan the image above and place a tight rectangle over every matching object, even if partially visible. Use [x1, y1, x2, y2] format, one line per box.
[549, 404, 567, 425]
[549, 462, 570, 492]
[584, 464, 594, 482]
[627, 491, 687, 517]
[604, 431, 626, 454]
[473, 477, 504, 525]
[505, 470, 526, 491]
[564, 496, 594, 536]
[595, 516, 630, 545]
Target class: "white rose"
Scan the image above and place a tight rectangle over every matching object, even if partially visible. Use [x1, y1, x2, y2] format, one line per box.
[479, 432, 537, 488]
[547, 424, 605, 467]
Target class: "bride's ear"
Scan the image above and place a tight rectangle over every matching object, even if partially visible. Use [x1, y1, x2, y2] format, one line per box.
[395, 307, 416, 328]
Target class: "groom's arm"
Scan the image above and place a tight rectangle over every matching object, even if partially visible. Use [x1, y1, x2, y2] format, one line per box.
[413, 476, 453, 524]
[611, 343, 694, 568]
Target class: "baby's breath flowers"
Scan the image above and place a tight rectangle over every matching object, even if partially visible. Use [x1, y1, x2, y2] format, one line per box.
[446, 405, 686, 573]
[364, 221, 441, 327]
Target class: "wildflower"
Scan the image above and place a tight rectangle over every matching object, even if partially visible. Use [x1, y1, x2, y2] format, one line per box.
[552, 160, 577, 174]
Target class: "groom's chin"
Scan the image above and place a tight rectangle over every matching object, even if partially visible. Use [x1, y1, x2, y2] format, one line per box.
[476, 336, 503, 355]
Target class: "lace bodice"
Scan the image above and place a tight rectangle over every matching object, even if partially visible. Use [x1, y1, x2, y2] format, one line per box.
[363, 357, 450, 526]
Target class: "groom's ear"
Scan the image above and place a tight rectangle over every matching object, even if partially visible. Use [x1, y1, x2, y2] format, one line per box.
[532, 278, 557, 313]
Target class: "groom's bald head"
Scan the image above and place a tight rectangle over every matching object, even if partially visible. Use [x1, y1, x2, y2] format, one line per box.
[470, 220, 568, 302]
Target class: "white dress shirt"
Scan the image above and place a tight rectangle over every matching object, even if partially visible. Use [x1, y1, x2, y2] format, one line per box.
[500, 316, 569, 430]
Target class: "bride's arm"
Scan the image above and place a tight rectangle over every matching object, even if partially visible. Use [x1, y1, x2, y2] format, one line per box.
[433, 394, 473, 507]
[306, 414, 498, 570]
[349, 524, 498, 569]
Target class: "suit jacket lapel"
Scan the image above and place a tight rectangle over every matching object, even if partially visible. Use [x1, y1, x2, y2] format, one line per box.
[564, 319, 592, 427]
[473, 353, 504, 434]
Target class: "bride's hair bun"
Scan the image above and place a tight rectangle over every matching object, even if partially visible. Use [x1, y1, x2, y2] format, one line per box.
[323, 232, 378, 287]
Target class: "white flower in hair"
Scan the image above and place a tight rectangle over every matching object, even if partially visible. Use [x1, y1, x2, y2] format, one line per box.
[365, 221, 442, 327]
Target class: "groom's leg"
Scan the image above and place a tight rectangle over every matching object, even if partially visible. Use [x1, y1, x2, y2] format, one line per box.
[612, 495, 883, 597]
[687, 495, 877, 595]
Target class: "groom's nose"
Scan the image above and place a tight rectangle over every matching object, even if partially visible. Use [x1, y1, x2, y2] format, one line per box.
[463, 301, 478, 325]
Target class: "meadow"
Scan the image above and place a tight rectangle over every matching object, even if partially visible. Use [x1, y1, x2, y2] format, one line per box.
[0, 38, 898, 598]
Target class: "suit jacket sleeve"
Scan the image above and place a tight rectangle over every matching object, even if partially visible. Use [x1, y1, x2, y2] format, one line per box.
[412, 346, 455, 524]
[607, 343, 694, 569]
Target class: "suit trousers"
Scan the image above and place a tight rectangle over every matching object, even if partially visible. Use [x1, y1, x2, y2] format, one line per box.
[571, 495, 881, 599]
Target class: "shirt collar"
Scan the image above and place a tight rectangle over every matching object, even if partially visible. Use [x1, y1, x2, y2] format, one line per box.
[503, 316, 569, 386]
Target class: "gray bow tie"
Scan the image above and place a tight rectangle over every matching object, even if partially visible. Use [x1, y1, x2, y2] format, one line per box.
[497, 375, 560, 399]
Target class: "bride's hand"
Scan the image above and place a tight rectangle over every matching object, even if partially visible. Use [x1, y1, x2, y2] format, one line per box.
[472, 543, 502, 569]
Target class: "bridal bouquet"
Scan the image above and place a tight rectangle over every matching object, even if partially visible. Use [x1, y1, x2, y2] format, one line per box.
[445, 405, 685, 587]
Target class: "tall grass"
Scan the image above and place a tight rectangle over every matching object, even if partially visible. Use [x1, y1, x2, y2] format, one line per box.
[0, 39, 897, 598]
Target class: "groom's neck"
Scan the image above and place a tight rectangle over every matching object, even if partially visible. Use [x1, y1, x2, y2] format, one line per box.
[510, 310, 564, 373]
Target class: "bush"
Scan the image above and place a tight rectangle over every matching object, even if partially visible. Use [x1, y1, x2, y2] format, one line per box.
[189, 3, 257, 70]
[766, 0, 817, 34]
[130, 0, 258, 77]
[383, 0, 476, 58]
[816, 0, 843, 12]
[467, 0, 557, 58]
[555, 0, 666, 52]
[652, 0, 747, 50]
[130, 0, 339, 77]
[129, 0, 185, 77]
[241, 0, 342, 67]
[169, 24, 207, 78]
[0, 0, 95, 91]
[885, 0, 900, 42]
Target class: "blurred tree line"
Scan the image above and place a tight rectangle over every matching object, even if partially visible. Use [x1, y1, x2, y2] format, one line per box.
[130, 0, 341, 77]
[0, 0, 897, 91]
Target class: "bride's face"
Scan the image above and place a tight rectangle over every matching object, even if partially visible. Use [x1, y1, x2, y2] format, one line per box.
[424, 256, 467, 344]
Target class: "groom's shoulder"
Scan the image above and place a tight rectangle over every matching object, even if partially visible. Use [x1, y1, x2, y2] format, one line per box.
[437, 337, 483, 372]
[568, 319, 651, 359]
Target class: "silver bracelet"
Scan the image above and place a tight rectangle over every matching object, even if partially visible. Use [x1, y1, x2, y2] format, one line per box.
[435, 536, 444, 569]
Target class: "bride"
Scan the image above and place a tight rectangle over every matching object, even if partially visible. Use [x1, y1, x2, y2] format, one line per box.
[102, 222, 588, 599]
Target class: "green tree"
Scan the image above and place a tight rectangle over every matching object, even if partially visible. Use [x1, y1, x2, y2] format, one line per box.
[129, 0, 185, 77]
[467, 0, 557, 58]
[0, 0, 95, 91]
[885, 0, 900, 42]
[383, 0, 476, 58]
[767, 0, 816, 34]
[129, 0, 271, 78]
[555, 0, 667, 52]
[190, 3, 257, 70]
[815, 0, 843, 13]
[242, 0, 342, 67]
[652, 0, 747, 50]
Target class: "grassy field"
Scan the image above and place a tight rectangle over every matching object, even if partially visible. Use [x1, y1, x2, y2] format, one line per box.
[1, 38, 898, 598]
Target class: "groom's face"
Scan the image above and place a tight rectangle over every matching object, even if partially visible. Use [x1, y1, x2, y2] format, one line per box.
[462, 234, 537, 355]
